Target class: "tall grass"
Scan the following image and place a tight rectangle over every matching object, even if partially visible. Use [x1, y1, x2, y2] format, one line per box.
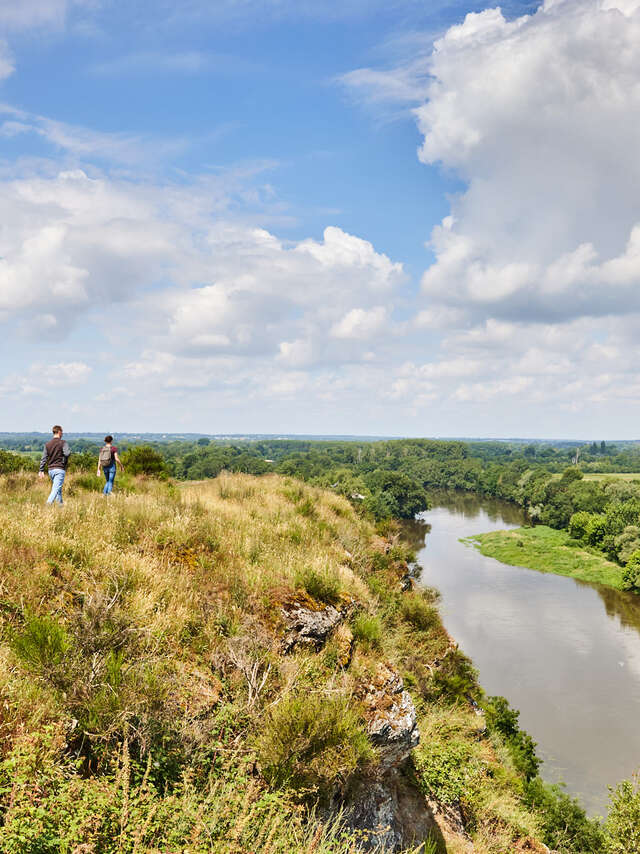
[0, 470, 585, 853]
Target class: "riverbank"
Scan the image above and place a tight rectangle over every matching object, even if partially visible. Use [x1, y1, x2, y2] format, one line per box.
[4, 471, 600, 853]
[469, 525, 626, 590]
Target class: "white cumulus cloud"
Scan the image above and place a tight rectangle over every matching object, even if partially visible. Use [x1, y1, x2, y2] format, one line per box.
[413, 0, 640, 323]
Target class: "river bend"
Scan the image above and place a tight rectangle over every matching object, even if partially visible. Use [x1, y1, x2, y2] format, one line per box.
[403, 491, 640, 815]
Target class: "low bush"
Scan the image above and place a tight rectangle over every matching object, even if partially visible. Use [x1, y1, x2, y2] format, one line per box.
[523, 777, 605, 853]
[295, 565, 341, 604]
[0, 728, 368, 854]
[414, 738, 480, 804]
[78, 474, 108, 493]
[121, 445, 167, 477]
[10, 614, 72, 676]
[256, 692, 373, 799]
[400, 593, 439, 632]
[622, 551, 640, 591]
[296, 496, 317, 519]
[606, 773, 640, 853]
[484, 695, 539, 781]
[351, 612, 382, 648]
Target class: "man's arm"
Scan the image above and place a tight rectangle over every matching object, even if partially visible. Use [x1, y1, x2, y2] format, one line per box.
[38, 445, 48, 477]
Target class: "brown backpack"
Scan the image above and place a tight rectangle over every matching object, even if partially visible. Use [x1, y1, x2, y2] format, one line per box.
[99, 446, 112, 467]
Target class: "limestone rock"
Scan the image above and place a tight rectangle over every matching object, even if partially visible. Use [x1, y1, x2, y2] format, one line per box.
[278, 590, 358, 654]
[280, 597, 343, 653]
[363, 663, 419, 773]
[344, 770, 441, 853]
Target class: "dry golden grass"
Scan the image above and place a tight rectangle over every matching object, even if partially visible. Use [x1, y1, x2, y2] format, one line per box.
[0, 470, 555, 853]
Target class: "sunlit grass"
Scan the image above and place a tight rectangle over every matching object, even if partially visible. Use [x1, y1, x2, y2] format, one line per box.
[469, 526, 625, 589]
[0, 470, 574, 853]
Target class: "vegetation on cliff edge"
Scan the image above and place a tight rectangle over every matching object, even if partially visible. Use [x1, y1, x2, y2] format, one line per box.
[0, 470, 628, 853]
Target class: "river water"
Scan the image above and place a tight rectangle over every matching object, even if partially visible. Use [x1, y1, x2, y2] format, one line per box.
[402, 491, 640, 816]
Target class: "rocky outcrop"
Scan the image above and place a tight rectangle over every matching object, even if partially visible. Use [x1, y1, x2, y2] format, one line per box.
[342, 663, 426, 852]
[345, 772, 442, 853]
[281, 601, 342, 653]
[362, 663, 419, 773]
[279, 591, 357, 654]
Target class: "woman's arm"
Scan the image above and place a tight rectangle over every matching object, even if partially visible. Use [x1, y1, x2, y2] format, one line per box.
[114, 452, 125, 472]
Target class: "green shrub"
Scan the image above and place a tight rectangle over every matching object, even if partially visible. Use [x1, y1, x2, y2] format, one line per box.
[295, 566, 341, 604]
[256, 692, 373, 799]
[0, 728, 369, 854]
[431, 650, 478, 703]
[400, 593, 439, 632]
[369, 551, 393, 573]
[484, 695, 539, 781]
[622, 550, 640, 591]
[352, 613, 382, 648]
[0, 449, 36, 474]
[414, 738, 480, 804]
[605, 773, 640, 853]
[11, 614, 71, 674]
[297, 496, 317, 518]
[585, 514, 608, 546]
[523, 777, 605, 853]
[69, 473, 104, 493]
[615, 526, 640, 564]
[121, 445, 167, 477]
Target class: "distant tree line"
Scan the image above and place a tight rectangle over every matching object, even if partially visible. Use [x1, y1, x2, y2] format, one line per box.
[5, 435, 640, 563]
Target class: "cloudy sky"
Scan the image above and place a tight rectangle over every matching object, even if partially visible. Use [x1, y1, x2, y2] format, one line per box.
[2, 0, 640, 438]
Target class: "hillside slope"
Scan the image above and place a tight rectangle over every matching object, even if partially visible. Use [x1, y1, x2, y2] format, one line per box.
[0, 472, 592, 853]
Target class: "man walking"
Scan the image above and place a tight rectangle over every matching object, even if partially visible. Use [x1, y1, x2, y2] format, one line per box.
[38, 425, 71, 505]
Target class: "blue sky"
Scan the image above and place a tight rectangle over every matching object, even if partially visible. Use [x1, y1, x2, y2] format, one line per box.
[2, 0, 640, 437]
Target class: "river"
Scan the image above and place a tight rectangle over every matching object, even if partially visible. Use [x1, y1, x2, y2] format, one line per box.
[402, 491, 640, 816]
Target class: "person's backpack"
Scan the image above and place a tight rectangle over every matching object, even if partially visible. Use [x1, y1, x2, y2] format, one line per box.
[99, 446, 113, 467]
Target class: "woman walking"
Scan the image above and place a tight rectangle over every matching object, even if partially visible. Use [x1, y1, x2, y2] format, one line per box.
[97, 436, 124, 495]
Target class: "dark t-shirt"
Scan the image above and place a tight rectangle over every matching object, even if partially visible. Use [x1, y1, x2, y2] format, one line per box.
[107, 446, 117, 465]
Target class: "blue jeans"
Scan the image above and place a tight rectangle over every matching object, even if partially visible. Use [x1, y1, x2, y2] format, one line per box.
[103, 463, 117, 494]
[47, 468, 65, 504]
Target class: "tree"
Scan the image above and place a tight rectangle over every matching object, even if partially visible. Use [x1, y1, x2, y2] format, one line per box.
[122, 445, 167, 477]
[584, 514, 608, 546]
[568, 511, 592, 541]
[560, 466, 584, 485]
[622, 551, 640, 591]
[363, 469, 429, 519]
[614, 527, 640, 565]
[605, 774, 640, 852]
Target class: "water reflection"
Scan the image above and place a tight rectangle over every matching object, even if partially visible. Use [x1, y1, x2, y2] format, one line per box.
[595, 583, 640, 633]
[401, 518, 431, 553]
[404, 491, 640, 816]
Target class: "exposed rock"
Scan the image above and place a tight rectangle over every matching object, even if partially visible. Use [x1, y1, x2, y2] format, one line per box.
[280, 600, 342, 653]
[340, 663, 426, 851]
[362, 663, 419, 773]
[344, 770, 442, 853]
[426, 798, 471, 841]
[399, 573, 413, 592]
[279, 591, 357, 654]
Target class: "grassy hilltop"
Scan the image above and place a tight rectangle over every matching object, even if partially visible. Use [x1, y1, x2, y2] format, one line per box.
[0, 471, 619, 853]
